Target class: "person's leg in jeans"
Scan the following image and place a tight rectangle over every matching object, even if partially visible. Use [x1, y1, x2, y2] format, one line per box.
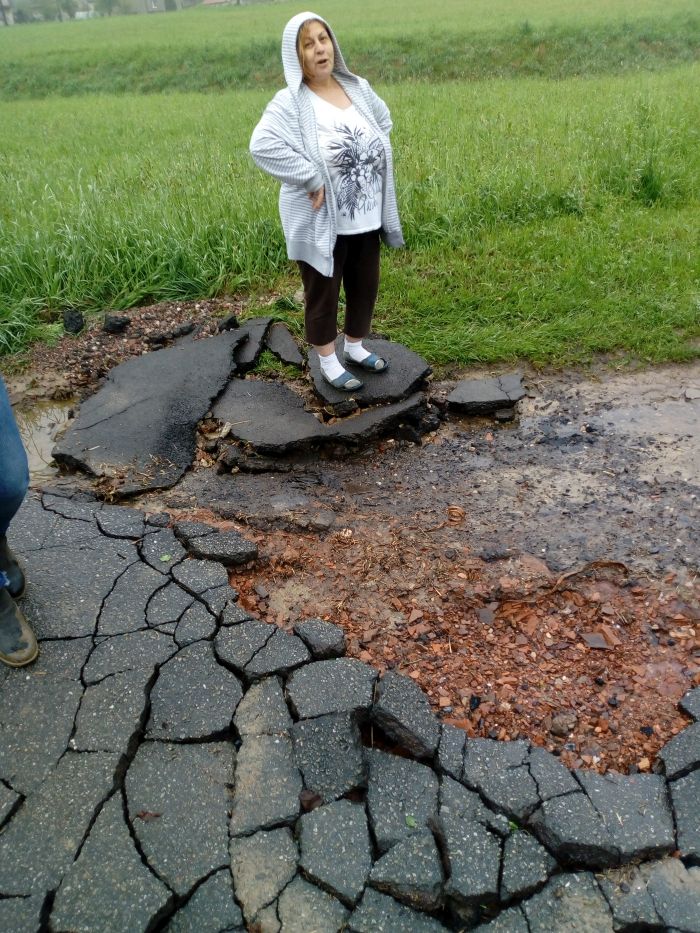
[0, 375, 38, 667]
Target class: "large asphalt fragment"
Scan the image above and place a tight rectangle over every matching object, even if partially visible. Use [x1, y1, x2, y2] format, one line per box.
[309, 338, 431, 407]
[372, 671, 441, 759]
[125, 742, 232, 895]
[213, 377, 427, 455]
[447, 372, 526, 415]
[52, 794, 172, 932]
[53, 330, 243, 494]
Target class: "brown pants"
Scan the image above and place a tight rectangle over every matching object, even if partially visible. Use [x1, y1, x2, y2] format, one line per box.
[298, 230, 381, 346]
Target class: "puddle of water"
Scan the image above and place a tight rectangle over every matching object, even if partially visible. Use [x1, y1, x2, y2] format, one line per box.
[15, 400, 74, 483]
[592, 399, 700, 483]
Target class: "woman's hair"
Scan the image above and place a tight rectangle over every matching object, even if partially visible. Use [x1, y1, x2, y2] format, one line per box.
[296, 18, 326, 82]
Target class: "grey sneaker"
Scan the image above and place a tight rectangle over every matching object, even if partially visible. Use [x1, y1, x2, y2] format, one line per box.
[0, 587, 38, 668]
[0, 535, 26, 599]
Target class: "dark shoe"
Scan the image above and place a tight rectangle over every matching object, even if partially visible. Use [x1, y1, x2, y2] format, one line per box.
[321, 369, 364, 392]
[0, 535, 26, 599]
[0, 588, 38, 667]
[343, 352, 389, 372]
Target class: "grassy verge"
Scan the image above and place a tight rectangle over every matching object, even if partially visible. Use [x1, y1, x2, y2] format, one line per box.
[2, 64, 697, 364]
[0, 0, 698, 99]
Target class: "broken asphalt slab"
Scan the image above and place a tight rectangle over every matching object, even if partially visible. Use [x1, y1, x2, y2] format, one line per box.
[53, 330, 244, 495]
[213, 377, 427, 455]
[1, 492, 699, 930]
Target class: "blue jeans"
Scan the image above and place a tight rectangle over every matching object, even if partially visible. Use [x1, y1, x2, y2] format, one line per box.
[0, 375, 29, 542]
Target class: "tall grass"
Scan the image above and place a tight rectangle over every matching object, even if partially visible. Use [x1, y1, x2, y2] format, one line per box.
[2, 65, 698, 363]
[0, 0, 698, 98]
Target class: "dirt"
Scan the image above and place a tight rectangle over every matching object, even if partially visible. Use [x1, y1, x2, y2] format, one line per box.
[7, 299, 700, 775]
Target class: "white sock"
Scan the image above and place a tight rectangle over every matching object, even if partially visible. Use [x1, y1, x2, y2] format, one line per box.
[318, 351, 346, 381]
[344, 337, 371, 363]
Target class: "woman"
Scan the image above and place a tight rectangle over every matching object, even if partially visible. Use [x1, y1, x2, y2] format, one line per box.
[250, 12, 404, 391]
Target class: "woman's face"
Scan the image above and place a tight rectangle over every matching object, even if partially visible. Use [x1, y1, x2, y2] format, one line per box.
[299, 20, 334, 83]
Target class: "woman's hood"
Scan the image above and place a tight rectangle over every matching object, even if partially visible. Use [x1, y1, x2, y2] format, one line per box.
[281, 11, 354, 91]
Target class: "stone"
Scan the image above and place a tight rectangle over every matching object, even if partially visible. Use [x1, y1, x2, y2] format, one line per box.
[229, 827, 297, 924]
[266, 321, 305, 367]
[84, 630, 176, 684]
[0, 896, 44, 931]
[174, 601, 217, 646]
[366, 749, 439, 854]
[277, 875, 349, 933]
[369, 831, 444, 910]
[299, 799, 372, 907]
[103, 313, 131, 334]
[291, 712, 366, 802]
[500, 830, 556, 901]
[294, 618, 347, 659]
[522, 872, 614, 932]
[182, 529, 258, 566]
[62, 307, 85, 333]
[233, 316, 274, 370]
[286, 658, 377, 720]
[528, 792, 619, 869]
[646, 858, 700, 932]
[472, 906, 529, 932]
[349, 888, 449, 932]
[0, 673, 83, 794]
[244, 628, 311, 680]
[233, 676, 292, 737]
[74, 669, 154, 752]
[53, 331, 244, 494]
[576, 770, 675, 860]
[436, 724, 467, 780]
[165, 868, 243, 932]
[597, 864, 662, 930]
[140, 528, 187, 574]
[372, 671, 440, 759]
[462, 739, 539, 821]
[146, 581, 194, 627]
[0, 752, 118, 895]
[657, 721, 700, 780]
[96, 504, 146, 539]
[527, 746, 580, 800]
[229, 734, 301, 836]
[52, 794, 171, 931]
[20, 538, 134, 639]
[680, 687, 700, 721]
[215, 620, 275, 674]
[670, 769, 700, 863]
[447, 373, 525, 415]
[126, 742, 232, 895]
[98, 561, 166, 635]
[147, 642, 243, 741]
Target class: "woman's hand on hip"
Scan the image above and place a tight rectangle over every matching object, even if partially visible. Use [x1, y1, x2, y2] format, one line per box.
[308, 186, 325, 211]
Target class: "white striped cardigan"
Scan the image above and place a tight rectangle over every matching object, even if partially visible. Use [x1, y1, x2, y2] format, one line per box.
[249, 10, 404, 278]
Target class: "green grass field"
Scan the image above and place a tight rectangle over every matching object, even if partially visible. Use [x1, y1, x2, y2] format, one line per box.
[1, 0, 699, 365]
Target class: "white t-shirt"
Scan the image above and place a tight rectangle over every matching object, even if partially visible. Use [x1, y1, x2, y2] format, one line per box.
[309, 92, 385, 236]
